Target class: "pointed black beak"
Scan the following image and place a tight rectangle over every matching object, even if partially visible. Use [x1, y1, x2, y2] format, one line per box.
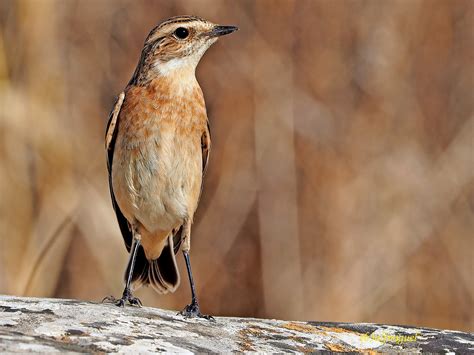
[207, 25, 238, 38]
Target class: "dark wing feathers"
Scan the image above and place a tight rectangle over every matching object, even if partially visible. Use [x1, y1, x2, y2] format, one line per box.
[105, 92, 133, 252]
[202, 120, 211, 176]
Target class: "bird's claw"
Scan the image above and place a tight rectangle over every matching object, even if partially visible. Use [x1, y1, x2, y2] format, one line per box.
[128, 296, 143, 307]
[102, 294, 142, 308]
[178, 302, 214, 321]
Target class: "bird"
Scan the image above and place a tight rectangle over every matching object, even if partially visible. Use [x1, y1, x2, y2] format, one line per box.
[103, 15, 237, 319]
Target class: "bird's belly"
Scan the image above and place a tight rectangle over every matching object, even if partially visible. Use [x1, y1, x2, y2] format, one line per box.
[112, 135, 202, 234]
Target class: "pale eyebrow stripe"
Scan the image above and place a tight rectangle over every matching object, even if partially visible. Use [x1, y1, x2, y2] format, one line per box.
[146, 17, 205, 44]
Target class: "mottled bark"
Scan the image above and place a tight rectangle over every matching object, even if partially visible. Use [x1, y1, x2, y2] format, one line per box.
[0, 296, 472, 353]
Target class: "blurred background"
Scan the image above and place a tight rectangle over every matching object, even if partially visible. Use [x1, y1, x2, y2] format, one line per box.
[0, 0, 473, 332]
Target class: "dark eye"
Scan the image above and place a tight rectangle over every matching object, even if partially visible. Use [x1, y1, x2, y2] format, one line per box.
[174, 27, 189, 39]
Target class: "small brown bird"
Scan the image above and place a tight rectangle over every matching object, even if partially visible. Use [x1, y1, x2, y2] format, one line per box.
[104, 16, 237, 318]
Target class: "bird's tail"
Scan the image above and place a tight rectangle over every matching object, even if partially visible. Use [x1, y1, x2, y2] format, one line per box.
[124, 233, 181, 294]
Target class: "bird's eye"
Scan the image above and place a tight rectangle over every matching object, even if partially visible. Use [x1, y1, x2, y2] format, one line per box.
[174, 27, 189, 39]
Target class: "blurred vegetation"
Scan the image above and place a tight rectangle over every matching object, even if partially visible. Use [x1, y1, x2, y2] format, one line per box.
[0, 0, 472, 331]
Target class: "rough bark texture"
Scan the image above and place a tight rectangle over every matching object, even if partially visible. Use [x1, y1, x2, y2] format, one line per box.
[0, 295, 472, 353]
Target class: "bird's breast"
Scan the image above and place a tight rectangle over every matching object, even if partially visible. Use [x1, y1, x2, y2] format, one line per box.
[112, 80, 207, 234]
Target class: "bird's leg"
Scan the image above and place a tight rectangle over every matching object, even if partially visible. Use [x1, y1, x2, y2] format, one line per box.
[179, 250, 213, 320]
[103, 231, 143, 307]
[178, 223, 213, 320]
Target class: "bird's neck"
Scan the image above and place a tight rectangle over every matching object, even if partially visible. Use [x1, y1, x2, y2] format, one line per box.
[157, 63, 199, 93]
[129, 52, 199, 90]
[142, 68, 202, 102]
[156, 65, 200, 97]
[155, 58, 197, 77]
[129, 60, 200, 98]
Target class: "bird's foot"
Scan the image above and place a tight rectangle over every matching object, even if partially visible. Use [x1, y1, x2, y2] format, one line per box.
[102, 290, 142, 308]
[178, 301, 214, 321]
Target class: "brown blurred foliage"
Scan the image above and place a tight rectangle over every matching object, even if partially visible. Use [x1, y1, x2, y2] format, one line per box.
[0, 0, 473, 331]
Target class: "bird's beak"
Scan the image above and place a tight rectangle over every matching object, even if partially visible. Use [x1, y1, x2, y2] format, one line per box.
[207, 25, 238, 38]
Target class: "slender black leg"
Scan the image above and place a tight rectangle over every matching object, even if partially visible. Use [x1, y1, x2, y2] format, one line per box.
[103, 238, 143, 307]
[179, 250, 213, 320]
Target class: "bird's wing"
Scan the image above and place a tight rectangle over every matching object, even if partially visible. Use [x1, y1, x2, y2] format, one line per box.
[105, 92, 133, 252]
[201, 120, 211, 176]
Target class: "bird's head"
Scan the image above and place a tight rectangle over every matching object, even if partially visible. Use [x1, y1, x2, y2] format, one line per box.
[131, 16, 237, 82]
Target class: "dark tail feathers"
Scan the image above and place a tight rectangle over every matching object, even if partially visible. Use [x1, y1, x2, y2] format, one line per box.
[124, 235, 180, 294]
